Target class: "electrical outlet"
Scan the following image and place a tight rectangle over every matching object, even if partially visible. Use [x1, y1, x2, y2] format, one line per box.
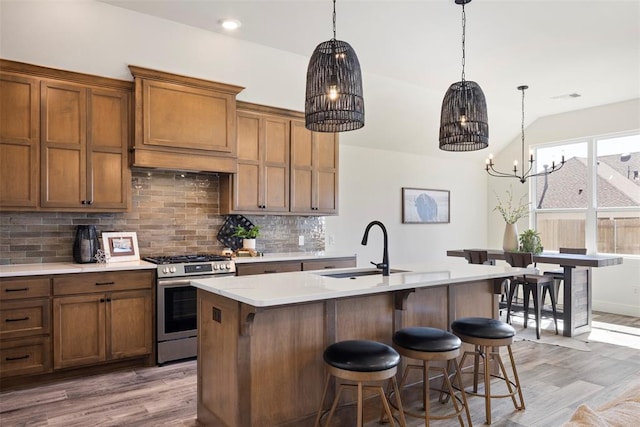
[633, 286, 640, 295]
[328, 234, 335, 245]
[298, 235, 304, 246]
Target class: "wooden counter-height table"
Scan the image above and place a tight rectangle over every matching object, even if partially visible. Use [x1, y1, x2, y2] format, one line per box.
[447, 249, 624, 337]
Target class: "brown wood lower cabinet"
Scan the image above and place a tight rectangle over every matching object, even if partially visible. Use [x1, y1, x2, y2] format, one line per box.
[0, 277, 52, 378]
[301, 257, 356, 271]
[0, 269, 154, 387]
[235, 260, 301, 276]
[235, 256, 356, 276]
[52, 271, 153, 370]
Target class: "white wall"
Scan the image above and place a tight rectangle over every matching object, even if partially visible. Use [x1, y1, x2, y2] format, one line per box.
[488, 99, 640, 316]
[1, 0, 486, 265]
[325, 145, 488, 267]
[3, 1, 635, 315]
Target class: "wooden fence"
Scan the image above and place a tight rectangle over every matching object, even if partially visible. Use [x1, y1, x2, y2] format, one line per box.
[537, 217, 640, 254]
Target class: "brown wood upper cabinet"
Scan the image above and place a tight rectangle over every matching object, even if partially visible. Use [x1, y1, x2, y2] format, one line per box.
[128, 66, 244, 173]
[41, 80, 130, 210]
[290, 120, 339, 215]
[221, 102, 291, 213]
[0, 72, 40, 208]
[0, 59, 132, 212]
[221, 104, 339, 215]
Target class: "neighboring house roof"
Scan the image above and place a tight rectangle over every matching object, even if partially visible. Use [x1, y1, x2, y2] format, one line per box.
[535, 153, 640, 209]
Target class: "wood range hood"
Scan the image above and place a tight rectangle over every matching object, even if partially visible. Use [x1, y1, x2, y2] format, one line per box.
[128, 65, 244, 174]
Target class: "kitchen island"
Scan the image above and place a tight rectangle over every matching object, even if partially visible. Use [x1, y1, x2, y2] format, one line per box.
[191, 262, 534, 427]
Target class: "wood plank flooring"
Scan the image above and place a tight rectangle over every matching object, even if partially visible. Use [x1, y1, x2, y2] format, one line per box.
[1, 311, 639, 426]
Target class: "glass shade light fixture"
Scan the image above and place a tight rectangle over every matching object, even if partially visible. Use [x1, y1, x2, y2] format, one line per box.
[439, 0, 488, 151]
[305, 0, 364, 132]
[486, 85, 565, 183]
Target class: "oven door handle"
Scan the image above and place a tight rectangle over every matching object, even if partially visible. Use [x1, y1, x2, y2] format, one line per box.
[157, 276, 219, 287]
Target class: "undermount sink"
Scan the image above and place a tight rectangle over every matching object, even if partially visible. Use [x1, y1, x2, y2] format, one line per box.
[318, 269, 409, 279]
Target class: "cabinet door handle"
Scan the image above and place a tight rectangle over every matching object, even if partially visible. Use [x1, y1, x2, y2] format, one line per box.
[5, 355, 30, 361]
[95, 281, 115, 286]
[100, 298, 106, 303]
[5, 317, 29, 322]
[5, 288, 29, 292]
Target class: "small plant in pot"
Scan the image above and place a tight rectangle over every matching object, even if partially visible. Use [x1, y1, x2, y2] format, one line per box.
[232, 225, 261, 250]
[519, 229, 543, 254]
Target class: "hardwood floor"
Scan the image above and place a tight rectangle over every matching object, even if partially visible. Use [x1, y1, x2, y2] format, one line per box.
[1, 312, 639, 426]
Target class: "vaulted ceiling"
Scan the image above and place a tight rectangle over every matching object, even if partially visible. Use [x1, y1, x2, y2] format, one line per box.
[101, 0, 640, 156]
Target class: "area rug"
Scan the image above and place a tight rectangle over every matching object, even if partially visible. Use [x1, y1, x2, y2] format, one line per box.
[506, 314, 592, 352]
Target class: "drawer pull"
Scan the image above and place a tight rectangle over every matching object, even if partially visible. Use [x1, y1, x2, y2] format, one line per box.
[5, 288, 29, 292]
[323, 266, 336, 269]
[263, 270, 277, 274]
[95, 281, 115, 286]
[5, 355, 30, 361]
[5, 317, 29, 322]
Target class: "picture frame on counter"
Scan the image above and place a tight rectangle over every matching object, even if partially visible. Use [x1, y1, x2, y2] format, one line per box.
[101, 232, 140, 262]
[402, 187, 450, 224]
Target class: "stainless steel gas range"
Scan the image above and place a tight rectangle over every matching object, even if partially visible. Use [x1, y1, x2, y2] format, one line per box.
[144, 254, 236, 365]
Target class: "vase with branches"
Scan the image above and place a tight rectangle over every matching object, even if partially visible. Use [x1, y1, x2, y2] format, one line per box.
[494, 187, 530, 251]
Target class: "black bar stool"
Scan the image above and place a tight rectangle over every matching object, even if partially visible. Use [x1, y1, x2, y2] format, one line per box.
[451, 317, 525, 425]
[504, 251, 559, 339]
[314, 340, 406, 427]
[391, 327, 472, 426]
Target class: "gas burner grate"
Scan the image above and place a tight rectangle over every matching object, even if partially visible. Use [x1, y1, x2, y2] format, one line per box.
[144, 254, 230, 265]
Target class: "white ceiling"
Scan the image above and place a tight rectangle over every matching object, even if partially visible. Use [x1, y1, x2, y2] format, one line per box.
[101, 0, 640, 155]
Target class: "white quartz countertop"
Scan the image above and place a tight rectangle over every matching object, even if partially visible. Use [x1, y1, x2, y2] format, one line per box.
[0, 261, 157, 277]
[233, 252, 356, 264]
[191, 261, 535, 307]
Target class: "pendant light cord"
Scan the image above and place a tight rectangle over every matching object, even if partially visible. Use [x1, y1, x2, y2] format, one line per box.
[521, 86, 526, 171]
[332, 0, 337, 40]
[461, 1, 466, 83]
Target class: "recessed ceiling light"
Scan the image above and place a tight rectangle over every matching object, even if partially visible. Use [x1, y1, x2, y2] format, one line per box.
[219, 19, 241, 31]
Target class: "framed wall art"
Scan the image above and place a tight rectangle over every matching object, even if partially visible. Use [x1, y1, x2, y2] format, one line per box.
[402, 187, 450, 224]
[101, 231, 140, 262]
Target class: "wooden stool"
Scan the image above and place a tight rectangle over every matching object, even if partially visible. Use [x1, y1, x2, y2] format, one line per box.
[392, 327, 472, 426]
[314, 340, 406, 427]
[451, 317, 525, 425]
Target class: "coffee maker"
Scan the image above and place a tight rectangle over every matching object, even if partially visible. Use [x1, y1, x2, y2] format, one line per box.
[73, 225, 100, 263]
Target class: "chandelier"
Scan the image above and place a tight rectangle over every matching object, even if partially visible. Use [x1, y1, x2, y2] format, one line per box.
[439, 0, 489, 152]
[305, 0, 364, 132]
[486, 85, 565, 183]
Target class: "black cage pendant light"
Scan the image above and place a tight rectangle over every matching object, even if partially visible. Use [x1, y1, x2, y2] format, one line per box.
[305, 0, 364, 132]
[439, 0, 488, 151]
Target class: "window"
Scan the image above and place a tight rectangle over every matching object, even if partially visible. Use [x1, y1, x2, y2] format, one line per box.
[532, 133, 640, 255]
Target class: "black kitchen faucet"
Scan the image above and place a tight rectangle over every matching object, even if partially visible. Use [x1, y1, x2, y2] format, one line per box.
[361, 220, 389, 276]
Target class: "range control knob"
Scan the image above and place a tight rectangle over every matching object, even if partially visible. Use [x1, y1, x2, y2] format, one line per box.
[162, 267, 169, 274]
[213, 264, 219, 270]
[225, 263, 231, 270]
[170, 267, 177, 273]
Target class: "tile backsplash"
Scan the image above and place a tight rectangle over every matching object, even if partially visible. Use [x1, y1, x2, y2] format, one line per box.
[0, 171, 325, 265]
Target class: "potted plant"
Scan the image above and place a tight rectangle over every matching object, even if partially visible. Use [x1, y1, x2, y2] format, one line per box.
[494, 186, 530, 251]
[519, 229, 543, 254]
[232, 225, 261, 250]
